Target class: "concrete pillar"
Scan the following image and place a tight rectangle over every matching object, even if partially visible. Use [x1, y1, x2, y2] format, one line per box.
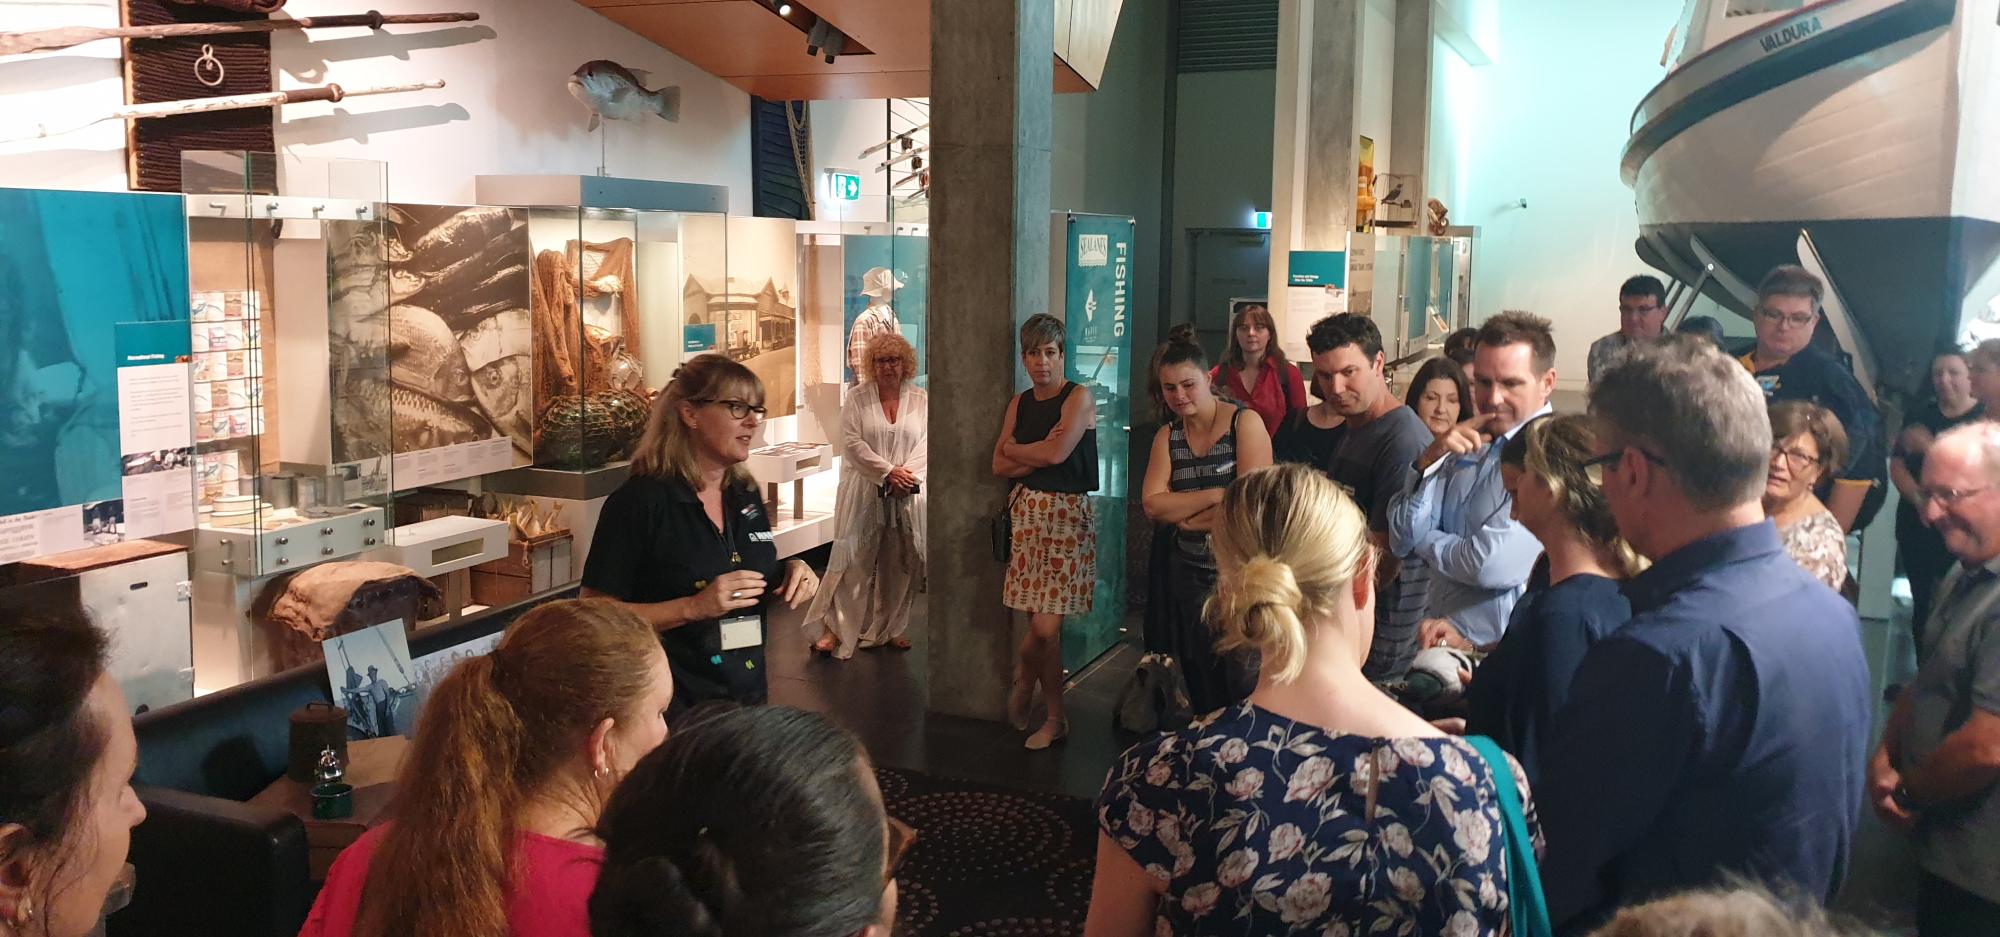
[925, 0, 1054, 721]
[1389, 0, 1434, 226]
[1267, 0, 1365, 358]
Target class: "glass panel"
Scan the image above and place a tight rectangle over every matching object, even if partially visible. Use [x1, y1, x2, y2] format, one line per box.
[1053, 212, 1136, 674]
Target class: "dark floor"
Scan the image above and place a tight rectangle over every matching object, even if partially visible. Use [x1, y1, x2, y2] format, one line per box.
[766, 600, 1138, 802]
[770, 583, 1926, 932]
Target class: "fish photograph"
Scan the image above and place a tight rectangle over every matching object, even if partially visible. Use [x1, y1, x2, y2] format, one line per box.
[328, 205, 534, 468]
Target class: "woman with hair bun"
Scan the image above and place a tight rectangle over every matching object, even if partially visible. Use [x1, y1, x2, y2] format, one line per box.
[301, 599, 675, 937]
[1090, 464, 1538, 937]
[1141, 324, 1271, 714]
[1460, 415, 1638, 784]
[588, 706, 903, 937]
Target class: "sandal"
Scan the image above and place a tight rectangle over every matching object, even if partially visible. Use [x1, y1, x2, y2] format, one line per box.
[811, 635, 839, 656]
[888, 636, 913, 651]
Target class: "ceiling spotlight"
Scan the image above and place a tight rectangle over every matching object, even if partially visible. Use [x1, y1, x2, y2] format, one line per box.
[778, 3, 792, 14]
[806, 17, 845, 63]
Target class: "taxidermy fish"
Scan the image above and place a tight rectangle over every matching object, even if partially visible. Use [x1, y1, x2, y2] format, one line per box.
[568, 60, 680, 131]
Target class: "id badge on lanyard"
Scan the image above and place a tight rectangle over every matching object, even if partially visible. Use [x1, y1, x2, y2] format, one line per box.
[719, 614, 762, 651]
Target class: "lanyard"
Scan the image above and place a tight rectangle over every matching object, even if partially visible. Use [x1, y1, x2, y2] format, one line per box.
[719, 492, 741, 567]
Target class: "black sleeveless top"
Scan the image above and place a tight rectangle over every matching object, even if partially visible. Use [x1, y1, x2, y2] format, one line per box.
[1014, 382, 1099, 494]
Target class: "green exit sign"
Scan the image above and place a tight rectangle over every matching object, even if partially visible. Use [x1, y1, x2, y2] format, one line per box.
[828, 171, 862, 201]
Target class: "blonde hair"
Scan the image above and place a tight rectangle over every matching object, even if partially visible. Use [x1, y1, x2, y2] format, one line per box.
[1504, 415, 1645, 578]
[1589, 882, 1882, 937]
[354, 599, 661, 937]
[1205, 464, 1374, 684]
[862, 331, 918, 382]
[631, 353, 761, 492]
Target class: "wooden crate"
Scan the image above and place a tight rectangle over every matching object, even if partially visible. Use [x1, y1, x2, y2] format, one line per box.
[469, 532, 574, 607]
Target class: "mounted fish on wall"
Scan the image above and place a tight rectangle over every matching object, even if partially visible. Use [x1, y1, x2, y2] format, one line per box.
[568, 60, 680, 132]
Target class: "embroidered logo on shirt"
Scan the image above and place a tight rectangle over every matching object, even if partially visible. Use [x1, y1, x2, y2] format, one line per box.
[749, 531, 774, 543]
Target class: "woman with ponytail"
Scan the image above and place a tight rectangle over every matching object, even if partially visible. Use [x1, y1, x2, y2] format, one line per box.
[301, 599, 675, 937]
[588, 706, 902, 937]
[1141, 324, 1271, 714]
[1089, 464, 1537, 937]
[1459, 415, 1638, 785]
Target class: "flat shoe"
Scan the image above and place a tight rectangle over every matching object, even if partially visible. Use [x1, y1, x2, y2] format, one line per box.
[1024, 717, 1068, 751]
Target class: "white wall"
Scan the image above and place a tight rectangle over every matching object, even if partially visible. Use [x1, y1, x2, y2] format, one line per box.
[0, 0, 754, 206]
[1436, 0, 1687, 388]
[807, 98, 897, 224]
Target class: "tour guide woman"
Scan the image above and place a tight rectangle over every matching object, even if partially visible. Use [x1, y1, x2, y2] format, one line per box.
[582, 353, 819, 711]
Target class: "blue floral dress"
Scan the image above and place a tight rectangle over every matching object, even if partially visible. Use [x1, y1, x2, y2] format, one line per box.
[1097, 703, 1541, 937]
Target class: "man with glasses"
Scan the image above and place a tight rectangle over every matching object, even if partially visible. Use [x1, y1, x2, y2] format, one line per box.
[1585, 275, 1669, 387]
[1739, 264, 1886, 532]
[1537, 335, 1871, 932]
[1869, 423, 2000, 936]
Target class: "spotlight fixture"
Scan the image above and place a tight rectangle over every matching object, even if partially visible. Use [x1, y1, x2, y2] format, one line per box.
[778, 2, 792, 14]
[806, 17, 846, 63]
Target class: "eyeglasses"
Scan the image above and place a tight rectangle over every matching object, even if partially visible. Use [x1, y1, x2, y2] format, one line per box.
[872, 357, 903, 366]
[1756, 309, 1816, 329]
[1582, 447, 1667, 471]
[884, 815, 918, 885]
[1770, 445, 1824, 470]
[1921, 485, 1994, 508]
[694, 398, 766, 420]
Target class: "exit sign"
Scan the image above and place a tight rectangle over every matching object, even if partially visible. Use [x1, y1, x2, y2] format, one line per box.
[828, 171, 862, 201]
[1253, 211, 1273, 230]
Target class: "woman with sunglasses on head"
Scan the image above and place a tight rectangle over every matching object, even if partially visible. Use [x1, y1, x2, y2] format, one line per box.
[588, 706, 907, 937]
[582, 354, 820, 712]
[1457, 415, 1639, 784]
[1764, 401, 1851, 592]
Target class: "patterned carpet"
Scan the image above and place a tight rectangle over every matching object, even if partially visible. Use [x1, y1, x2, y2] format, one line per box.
[879, 767, 1099, 937]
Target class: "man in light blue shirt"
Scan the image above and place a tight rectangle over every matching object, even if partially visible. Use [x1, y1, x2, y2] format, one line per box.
[1389, 311, 1556, 648]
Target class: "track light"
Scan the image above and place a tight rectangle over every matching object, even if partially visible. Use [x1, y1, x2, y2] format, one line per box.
[778, 2, 792, 14]
[806, 17, 845, 63]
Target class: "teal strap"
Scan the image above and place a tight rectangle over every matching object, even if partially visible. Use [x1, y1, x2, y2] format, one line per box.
[1466, 736, 1554, 937]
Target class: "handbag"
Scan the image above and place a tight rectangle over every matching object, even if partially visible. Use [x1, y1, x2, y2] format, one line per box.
[990, 485, 1025, 563]
[1113, 653, 1194, 735]
[1466, 736, 1554, 937]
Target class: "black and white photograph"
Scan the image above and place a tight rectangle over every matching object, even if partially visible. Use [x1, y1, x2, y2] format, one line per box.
[404, 631, 505, 733]
[322, 619, 419, 740]
[80, 499, 123, 546]
[122, 447, 193, 475]
[683, 215, 799, 417]
[327, 206, 534, 466]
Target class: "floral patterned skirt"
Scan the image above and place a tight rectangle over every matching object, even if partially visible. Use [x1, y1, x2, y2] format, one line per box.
[1003, 489, 1096, 616]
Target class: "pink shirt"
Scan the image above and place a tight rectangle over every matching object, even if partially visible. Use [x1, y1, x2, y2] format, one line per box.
[299, 825, 603, 937]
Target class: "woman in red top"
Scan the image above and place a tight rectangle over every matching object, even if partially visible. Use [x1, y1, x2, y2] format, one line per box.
[300, 599, 675, 937]
[1208, 302, 1306, 437]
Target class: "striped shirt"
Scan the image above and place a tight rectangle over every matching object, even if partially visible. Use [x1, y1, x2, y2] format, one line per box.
[1168, 406, 1244, 567]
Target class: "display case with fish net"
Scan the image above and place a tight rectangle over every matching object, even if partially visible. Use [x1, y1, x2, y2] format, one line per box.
[472, 175, 732, 490]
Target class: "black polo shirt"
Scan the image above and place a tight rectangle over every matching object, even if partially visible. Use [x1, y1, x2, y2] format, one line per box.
[582, 473, 779, 708]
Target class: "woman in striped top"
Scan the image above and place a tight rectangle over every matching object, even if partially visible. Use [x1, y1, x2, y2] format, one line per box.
[1141, 325, 1271, 714]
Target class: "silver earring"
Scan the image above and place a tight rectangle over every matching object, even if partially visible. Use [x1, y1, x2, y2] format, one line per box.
[12, 898, 32, 926]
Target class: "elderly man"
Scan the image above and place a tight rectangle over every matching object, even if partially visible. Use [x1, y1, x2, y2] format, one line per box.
[1585, 275, 1668, 387]
[1537, 335, 1872, 932]
[1869, 422, 2000, 937]
[1388, 311, 1553, 651]
[1739, 265, 1886, 532]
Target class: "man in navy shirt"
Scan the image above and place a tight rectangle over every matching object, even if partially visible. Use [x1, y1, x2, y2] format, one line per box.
[1537, 335, 1873, 933]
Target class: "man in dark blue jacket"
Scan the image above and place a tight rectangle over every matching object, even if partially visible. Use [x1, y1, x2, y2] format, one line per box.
[1538, 335, 1873, 933]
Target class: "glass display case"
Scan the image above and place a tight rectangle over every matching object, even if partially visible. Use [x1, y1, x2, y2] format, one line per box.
[787, 194, 929, 556]
[185, 152, 394, 579]
[183, 152, 396, 689]
[1349, 230, 1477, 369]
[472, 175, 731, 495]
[1048, 211, 1136, 674]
